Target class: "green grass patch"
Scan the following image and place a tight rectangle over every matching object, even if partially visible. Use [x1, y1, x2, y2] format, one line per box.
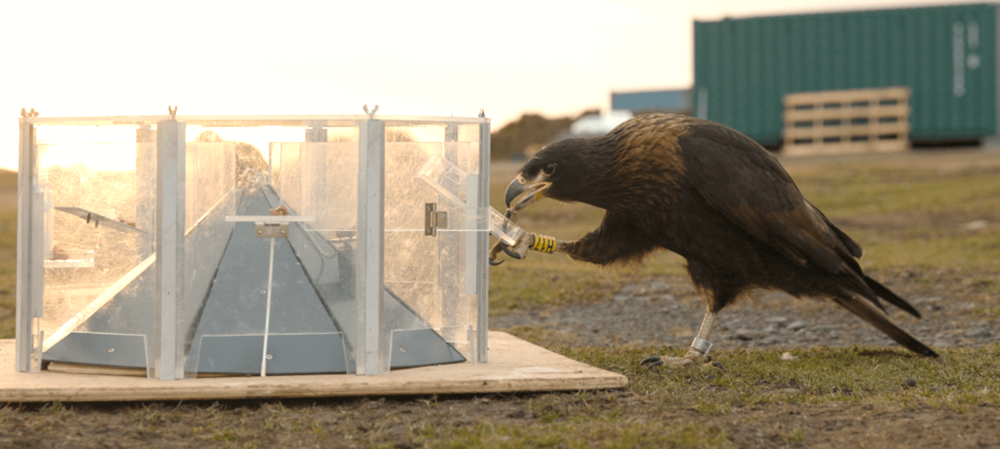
[553, 344, 1000, 410]
[848, 228, 1000, 272]
[790, 163, 1000, 216]
[407, 419, 734, 449]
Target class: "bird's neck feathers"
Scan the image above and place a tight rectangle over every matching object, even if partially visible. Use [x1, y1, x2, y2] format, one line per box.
[562, 137, 626, 210]
[579, 131, 684, 213]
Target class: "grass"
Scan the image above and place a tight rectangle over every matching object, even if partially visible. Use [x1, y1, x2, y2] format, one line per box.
[555, 344, 1000, 409]
[0, 170, 15, 338]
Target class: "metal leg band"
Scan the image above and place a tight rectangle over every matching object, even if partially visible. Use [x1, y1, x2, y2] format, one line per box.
[691, 337, 713, 355]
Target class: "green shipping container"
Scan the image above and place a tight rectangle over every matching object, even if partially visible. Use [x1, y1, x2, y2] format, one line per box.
[693, 3, 998, 147]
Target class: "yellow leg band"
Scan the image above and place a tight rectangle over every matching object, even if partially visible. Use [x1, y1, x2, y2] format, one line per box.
[531, 234, 557, 254]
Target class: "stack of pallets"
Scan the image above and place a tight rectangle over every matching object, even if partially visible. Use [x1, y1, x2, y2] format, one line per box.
[781, 87, 911, 156]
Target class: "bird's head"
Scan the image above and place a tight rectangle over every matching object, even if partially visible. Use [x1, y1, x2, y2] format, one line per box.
[505, 138, 610, 211]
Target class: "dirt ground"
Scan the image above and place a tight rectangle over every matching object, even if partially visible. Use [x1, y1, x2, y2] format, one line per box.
[1, 383, 999, 448]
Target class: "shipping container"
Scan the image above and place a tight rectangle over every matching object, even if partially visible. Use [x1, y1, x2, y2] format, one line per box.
[693, 3, 998, 147]
[611, 89, 691, 114]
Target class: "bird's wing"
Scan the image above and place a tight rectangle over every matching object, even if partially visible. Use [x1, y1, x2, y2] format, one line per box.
[678, 125, 858, 276]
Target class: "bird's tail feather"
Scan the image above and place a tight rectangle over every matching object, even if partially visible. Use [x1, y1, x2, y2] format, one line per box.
[864, 275, 921, 319]
[832, 294, 938, 357]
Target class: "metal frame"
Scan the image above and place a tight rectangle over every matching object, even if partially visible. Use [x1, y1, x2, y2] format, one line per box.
[19, 115, 489, 126]
[15, 121, 42, 372]
[356, 119, 386, 375]
[155, 120, 186, 380]
[476, 120, 491, 363]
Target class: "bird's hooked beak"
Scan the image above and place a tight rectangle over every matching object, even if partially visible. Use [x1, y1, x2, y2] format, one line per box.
[505, 174, 552, 212]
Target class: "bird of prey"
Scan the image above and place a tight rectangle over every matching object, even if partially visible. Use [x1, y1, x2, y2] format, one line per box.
[495, 113, 937, 368]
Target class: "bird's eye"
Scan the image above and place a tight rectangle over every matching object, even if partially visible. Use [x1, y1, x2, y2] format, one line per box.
[543, 163, 557, 175]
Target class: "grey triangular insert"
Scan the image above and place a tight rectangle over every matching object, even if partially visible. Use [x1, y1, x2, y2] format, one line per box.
[390, 328, 466, 369]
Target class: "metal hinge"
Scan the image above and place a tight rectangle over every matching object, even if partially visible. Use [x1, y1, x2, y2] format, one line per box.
[255, 222, 289, 238]
[424, 203, 448, 236]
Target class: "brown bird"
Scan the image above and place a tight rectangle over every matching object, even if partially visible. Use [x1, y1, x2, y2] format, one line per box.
[496, 113, 937, 368]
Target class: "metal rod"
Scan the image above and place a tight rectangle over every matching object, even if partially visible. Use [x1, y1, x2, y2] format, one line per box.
[476, 120, 491, 363]
[356, 118, 386, 375]
[15, 121, 36, 372]
[261, 236, 276, 377]
[156, 120, 186, 380]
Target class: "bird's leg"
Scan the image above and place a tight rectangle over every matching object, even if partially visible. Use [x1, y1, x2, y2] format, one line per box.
[489, 209, 562, 265]
[641, 306, 719, 369]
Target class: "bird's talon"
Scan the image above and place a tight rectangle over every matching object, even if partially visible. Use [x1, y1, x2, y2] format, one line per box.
[640, 356, 662, 366]
[502, 244, 523, 259]
[488, 258, 504, 266]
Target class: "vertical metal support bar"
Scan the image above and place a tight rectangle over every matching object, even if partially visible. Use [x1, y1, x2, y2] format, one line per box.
[476, 119, 491, 363]
[356, 119, 385, 375]
[155, 120, 186, 380]
[15, 121, 40, 372]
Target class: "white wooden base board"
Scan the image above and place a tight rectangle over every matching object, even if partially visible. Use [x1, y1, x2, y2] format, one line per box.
[0, 332, 628, 402]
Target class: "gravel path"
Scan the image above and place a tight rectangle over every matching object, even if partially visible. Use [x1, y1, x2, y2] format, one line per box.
[491, 274, 998, 352]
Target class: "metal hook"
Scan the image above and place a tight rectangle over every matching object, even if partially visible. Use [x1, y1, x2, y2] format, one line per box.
[362, 104, 379, 120]
[168, 105, 178, 120]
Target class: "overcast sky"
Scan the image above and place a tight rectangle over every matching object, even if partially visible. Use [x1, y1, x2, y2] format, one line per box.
[0, 0, 964, 171]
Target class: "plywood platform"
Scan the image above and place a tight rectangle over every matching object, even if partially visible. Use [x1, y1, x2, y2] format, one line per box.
[0, 332, 628, 402]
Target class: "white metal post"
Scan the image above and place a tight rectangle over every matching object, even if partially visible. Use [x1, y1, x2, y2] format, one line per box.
[356, 118, 386, 375]
[156, 120, 186, 380]
[15, 121, 42, 372]
[476, 119, 491, 363]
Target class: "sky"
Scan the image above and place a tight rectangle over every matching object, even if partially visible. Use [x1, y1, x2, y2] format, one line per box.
[0, 0, 967, 171]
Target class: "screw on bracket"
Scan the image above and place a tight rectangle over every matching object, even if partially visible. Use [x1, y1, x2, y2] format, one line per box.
[362, 104, 379, 119]
[168, 105, 178, 120]
[478, 108, 485, 118]
[20, 108, 39, 118]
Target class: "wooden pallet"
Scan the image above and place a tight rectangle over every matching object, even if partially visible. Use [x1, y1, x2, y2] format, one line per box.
[0, 332, 628, 402]
[782, 87, 911, 156]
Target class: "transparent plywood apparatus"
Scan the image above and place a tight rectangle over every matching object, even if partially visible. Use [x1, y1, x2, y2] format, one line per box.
[15, 109, 515, 379]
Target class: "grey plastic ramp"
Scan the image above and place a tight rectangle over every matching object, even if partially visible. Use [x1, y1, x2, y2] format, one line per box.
[196, 333, 347, 375]
[43, 332, 147, 370]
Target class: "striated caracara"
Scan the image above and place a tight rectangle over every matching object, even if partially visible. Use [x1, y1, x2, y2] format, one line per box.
[494, 113, 937, 368]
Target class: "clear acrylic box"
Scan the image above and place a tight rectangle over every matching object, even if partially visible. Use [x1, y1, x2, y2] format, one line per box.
[16, 112, 491, 379]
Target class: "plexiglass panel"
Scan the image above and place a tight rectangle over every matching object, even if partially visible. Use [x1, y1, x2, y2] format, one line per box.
[35, 123, 159, 376]
[185, 124, 358, 377]
[383, 122, 484, 368]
